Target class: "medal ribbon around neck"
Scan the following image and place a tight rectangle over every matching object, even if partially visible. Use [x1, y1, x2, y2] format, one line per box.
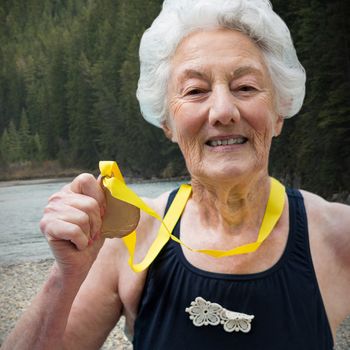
[99, 161, 285, 273]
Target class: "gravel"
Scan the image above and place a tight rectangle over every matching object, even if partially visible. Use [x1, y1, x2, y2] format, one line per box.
[0, 259, 349, 349]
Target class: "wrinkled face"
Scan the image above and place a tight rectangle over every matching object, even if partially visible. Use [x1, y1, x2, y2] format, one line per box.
[165, 28, 283, 182]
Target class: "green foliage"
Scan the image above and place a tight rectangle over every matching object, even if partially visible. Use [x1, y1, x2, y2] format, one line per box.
[269, 0, 350, 195]
[1, 128, 11, 163]
[7, 120, 22, 163]
[19, 109, 31, 159]
[0, 0, 348, 193]
[0, 115, 44, 164]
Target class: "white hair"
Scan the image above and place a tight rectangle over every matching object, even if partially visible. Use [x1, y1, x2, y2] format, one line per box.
[137, 0, 306, 127]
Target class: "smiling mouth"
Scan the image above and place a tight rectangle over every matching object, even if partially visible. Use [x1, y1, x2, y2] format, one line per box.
[206, 137, 248, 147]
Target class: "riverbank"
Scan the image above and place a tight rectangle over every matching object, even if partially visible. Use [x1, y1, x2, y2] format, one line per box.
[1, 161, 348, 204]
[0, 160, 88, 182]
[0, 259, 349, 349]
[0, 160, 189, 185]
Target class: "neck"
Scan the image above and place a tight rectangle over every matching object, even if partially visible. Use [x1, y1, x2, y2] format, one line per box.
[190, 172, 271, 235]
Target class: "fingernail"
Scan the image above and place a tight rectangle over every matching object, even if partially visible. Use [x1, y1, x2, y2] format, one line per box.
[88, 238, 93, 246]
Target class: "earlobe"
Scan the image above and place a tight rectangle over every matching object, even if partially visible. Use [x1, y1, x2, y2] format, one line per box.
[274, 116, 284, 137]
[161, 121, 177, 143]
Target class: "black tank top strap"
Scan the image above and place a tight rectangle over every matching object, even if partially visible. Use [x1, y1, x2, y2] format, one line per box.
[163, 187, 180, 215]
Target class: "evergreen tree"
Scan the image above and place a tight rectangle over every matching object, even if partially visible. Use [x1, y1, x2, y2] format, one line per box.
[32, 132, 43, 161]
[0, 0, 348, 192]
[0, 128, 10, 164]
[67, 52, 98, 168]
[6, 120, 22, 163]
[18, 109, 31, 159]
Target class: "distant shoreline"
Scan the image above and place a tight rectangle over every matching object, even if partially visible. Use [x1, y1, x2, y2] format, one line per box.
[0, 160, 87, 183]
[0, 160, 189, 187]
[0, 177, 74, 188]
[0, 175, 189, 188]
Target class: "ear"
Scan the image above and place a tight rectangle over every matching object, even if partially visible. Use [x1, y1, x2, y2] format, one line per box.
[161, 120, 177, 143]
[273, 115, 284, 137]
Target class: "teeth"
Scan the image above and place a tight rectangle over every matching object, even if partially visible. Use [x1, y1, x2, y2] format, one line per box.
[208, 137, 246, 147]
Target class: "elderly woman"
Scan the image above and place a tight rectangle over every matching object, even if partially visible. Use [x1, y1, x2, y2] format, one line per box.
[3, 0, 349, 349]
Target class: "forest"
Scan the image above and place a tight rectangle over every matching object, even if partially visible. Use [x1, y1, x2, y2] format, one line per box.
[0, 0, 349, 197]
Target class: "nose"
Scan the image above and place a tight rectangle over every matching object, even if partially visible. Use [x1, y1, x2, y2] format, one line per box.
[208, 86, 240, 126]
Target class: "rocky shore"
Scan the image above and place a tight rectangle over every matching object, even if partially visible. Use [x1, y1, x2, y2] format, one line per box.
[1, 259, 349, 349]
[0, 259, 132, 349]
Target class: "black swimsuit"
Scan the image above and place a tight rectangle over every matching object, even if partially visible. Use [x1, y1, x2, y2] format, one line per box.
[133, 188, 333, 349]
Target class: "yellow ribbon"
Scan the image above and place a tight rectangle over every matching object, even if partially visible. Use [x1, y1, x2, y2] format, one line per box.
[99, 161, 285, 273]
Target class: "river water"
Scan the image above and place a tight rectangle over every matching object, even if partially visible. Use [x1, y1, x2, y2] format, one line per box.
[0, 178, 185, 265]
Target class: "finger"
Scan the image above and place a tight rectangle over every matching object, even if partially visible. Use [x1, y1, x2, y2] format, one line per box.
[48, 193, 102, 236]
[69, 173, 106, 211]
[46, 203, 92, 238]
[42, 218, 89, 251]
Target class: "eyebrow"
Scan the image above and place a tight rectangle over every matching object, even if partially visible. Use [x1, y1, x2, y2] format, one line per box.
[178, 69, 209, 83]
[232, 66, 264, 79]
[177, 65, 263, 83]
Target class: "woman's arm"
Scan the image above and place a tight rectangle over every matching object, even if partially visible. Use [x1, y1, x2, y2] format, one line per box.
[303, 190, 350, 334]
[2, 174, 123, 350]
[2, 239, 123, 350]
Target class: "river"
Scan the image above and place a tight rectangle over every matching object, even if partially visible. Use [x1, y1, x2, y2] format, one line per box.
[0, 178, 185, 265]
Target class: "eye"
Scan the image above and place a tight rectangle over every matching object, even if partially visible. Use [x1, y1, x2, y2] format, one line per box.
[239, 85, 256, 92]
[185, 88, 205, 96]
[232, 84, 259, 97]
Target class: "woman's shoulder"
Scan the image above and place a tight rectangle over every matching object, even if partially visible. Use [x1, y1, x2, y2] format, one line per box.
[300, 189, 350, 265]
[300, 189, 349, 224]
[299, 189, 350, 329]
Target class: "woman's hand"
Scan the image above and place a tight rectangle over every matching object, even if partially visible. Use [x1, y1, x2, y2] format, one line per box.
[40, 173, 107, 280]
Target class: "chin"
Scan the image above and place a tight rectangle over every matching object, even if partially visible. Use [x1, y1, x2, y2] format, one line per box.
[201, 158, 268, 182]
[191, 164, 248, 183]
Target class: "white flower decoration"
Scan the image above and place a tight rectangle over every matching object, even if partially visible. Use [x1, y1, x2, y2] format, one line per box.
[220, 309, 255, 333]
[185, 297, 222, 326]
[185, 297, 254, 333]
